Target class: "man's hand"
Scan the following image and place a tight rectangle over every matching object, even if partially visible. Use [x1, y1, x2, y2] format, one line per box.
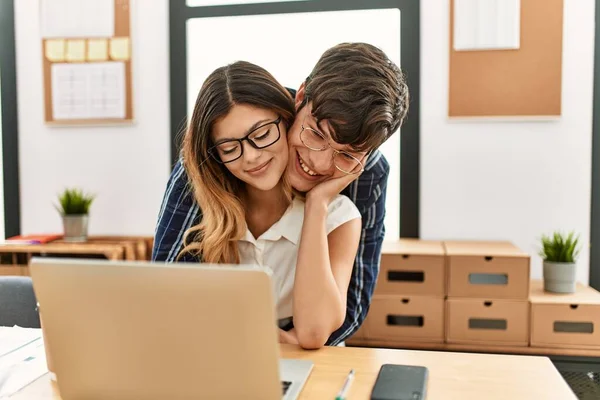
[306, 172, 360, 206]
[278, 328, 299, 344]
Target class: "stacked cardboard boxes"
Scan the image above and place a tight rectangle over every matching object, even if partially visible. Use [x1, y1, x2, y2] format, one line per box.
[445, 241, 531, 346]
[351, 239, 600, 353]
[529, 280, 600, 349]
[353, 239, 446, 344]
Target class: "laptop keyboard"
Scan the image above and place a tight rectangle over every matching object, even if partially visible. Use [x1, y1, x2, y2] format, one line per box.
[281, 380, 292, 395]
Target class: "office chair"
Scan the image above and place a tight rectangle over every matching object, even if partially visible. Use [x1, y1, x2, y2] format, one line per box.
[0, 276, 41, 328]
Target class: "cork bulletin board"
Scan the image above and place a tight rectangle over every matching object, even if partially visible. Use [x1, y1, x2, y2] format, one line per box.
[448, 0, 563, 118]
[40, 0, 133, 124]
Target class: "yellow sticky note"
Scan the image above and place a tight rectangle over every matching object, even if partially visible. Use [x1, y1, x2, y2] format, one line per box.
[109, 37, 130, 61]
[87, 39, 108, 61]
[66, 39, 86, 62]
[45, 39, 65, 62]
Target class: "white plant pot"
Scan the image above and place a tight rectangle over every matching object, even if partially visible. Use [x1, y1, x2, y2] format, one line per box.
[62, 214, 89, 242]
[543, 261, 576, 293]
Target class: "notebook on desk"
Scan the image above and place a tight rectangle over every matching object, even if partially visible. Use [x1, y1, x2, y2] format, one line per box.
[29, 258, 313, 400]
[2, 234, 62, 245]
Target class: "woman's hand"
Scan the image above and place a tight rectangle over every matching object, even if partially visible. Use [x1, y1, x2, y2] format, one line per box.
[305, 172, 359, 207]
[278, 328, 299, 344]
[305, 155, 368, 206]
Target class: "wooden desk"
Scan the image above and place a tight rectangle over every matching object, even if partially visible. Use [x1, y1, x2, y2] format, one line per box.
[11, 344, 576, 399]
[346, 338, 600, 358]
[0, 236, 154, 277]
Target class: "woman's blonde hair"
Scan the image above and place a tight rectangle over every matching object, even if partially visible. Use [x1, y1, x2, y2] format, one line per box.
[179, 61, 295, 263]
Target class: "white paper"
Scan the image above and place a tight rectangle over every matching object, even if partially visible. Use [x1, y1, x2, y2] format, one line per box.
[0, 327, 47, 398]
[40, 0, 115, 39]
[0, 327, 42, 359]
[454, 0, 520, 51]
[51, 62, 126, 120]
[0, 367, 11, 396]
[0, 341, 47, 398]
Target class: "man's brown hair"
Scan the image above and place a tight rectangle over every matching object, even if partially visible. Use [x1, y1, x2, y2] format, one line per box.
[301, 42, 409, 152]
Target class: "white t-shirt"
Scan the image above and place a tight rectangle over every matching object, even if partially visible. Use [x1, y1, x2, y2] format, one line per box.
[238, 194, 361, 320]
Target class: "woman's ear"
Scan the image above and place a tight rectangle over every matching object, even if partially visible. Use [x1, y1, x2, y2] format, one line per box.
[295, 81, 306, 111]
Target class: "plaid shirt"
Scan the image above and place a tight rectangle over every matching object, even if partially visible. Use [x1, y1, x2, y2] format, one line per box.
[152, 152, 389, 345]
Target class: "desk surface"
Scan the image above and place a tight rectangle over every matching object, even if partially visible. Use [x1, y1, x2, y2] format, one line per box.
[11, 344, 575, 400]
[346, 338, 600, 358]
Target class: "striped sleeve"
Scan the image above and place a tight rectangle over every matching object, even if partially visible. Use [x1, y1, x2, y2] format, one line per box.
[152, 158, 201, 262]
[326, 151, 389, 345]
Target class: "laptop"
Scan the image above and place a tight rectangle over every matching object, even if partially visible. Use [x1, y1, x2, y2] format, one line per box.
[29, 257, 313, 400]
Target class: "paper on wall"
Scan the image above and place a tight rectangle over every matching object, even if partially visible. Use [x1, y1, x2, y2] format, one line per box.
[51, 62, 126, 120]
[65, 40, 86, 62]
[40, 0, 115, 39]
[44, 39, 65, 62]
[453, 0, 521, 51]
[87, 39, 109, 61]
[109, 37, 130, 61]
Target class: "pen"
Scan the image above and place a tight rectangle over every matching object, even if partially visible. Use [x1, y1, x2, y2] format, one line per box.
[335, 369, 355, 400]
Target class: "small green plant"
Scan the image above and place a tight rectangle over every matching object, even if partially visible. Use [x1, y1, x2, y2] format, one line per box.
[55, 188, 95, 215]
[539, 231, 580, 263]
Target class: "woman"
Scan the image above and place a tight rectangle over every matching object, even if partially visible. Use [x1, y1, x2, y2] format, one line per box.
[180, 61, 361, 349]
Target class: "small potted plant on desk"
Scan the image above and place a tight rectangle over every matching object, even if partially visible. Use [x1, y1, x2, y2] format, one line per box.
[539, 231, 581, 293]
[55, 188, 95, 242]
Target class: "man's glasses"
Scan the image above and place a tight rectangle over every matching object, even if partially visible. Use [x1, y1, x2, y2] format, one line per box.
[208, 116, 282, 164]
[299, 115, 365, 175]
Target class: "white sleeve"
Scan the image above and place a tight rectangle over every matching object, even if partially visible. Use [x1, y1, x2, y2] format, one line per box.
[326, 195, 361, 235]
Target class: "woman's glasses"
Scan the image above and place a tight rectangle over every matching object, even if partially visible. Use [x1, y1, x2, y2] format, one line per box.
[208, 116, 282, 164]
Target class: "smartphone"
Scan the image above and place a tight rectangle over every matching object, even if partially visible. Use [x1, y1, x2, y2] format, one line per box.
[370, 364, 428, 400]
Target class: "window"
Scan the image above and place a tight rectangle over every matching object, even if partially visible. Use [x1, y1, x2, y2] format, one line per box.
[186, 8, 400, 239]
[170, 0, 420, 238]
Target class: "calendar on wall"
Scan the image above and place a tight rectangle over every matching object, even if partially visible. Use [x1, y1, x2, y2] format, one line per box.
[40, 0, 134, 124]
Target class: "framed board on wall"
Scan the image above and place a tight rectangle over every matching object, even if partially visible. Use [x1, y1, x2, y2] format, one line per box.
[40, 0, 133, 124]
[448, 0, 563, 118]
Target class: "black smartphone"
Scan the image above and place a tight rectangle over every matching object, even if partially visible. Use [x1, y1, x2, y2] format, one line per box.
[370, 364, 428, 400]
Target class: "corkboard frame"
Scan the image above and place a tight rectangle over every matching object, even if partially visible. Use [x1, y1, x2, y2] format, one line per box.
[448, 0, 563, 119]
[41, 0, 134, 125]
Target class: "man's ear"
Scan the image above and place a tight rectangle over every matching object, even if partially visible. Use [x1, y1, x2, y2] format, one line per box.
[295, 81, 306, 111]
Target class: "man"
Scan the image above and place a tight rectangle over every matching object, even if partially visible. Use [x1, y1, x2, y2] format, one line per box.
[152, 42, 409, 346]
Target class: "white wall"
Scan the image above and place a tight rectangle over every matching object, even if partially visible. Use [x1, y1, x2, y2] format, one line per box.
[14, 0, 171, 236]
[12, 0, 596, 282]
[420, 0, 595, 284]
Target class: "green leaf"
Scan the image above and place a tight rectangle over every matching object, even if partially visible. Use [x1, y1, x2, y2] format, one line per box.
[539, 230, 580, 263]
[55, 188, 95, 215]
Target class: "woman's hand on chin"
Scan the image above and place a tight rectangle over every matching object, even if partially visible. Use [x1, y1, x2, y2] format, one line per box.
[306, 172, 360, 207]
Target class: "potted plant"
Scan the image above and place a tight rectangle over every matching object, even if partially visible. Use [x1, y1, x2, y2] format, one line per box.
[539, 231, 580, 293]
[55, 188, 95, 242]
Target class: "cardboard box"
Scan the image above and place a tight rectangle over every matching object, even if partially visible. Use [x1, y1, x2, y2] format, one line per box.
[445, 241, 530, 299]
[364, 295, 445, 343]
[530, 280, 600, 348]
[375, 239, 446, 296]
[446, 298, 529, 346]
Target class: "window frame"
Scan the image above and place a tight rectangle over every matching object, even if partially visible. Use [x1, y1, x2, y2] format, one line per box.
[0, 0, 21, 238]
[589, 0, 600, 290]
